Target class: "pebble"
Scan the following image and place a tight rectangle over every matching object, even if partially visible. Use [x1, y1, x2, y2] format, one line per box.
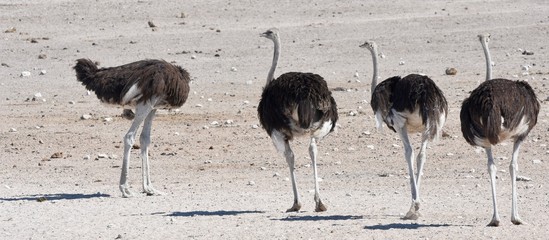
[532, 159, 541, 164]
[97, 154, 108, 158]
[245, 80, 253, 85]
[210, 121, 219, 125]
[225, 119, 234, 124]
[20, 71, 31, 77]
[247, 181, 255, 186]
[260, 167, 266, 170]
[9, 128, 17, 132]
[445, 67, 457, 75]
[348, 110, 358, 116]
[202, 125, 209, 129]
[68, 101, 75, 104]
[354, 71, 359, 78]
[39, 70, 46, 75]
[231, 67, 237, 72]
[251, 124, 259, 129]
[366, 145, 375, 149]
[103, 117, 113, 122]
[83, 155, 91, 160]
[273, 172, 280, 177]
[191, 55, 197, 59]
[80, 114, 92, 120]
[34, 92, 42, 98]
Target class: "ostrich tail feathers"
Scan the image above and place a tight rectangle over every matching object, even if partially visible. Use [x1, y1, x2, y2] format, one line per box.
[74, 58, 98, 86]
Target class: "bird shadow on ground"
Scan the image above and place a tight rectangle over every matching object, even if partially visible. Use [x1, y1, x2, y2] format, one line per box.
[364, 222, 458, 230]
[274, 215, 364, 221]
[165, 210, 266, 217]
[0, 193, 111, 202]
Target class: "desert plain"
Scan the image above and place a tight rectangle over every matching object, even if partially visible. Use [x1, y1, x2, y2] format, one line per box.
[1, 0, 549, 239]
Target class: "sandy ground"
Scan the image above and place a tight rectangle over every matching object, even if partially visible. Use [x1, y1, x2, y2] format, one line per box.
[1, 0, 549, 239]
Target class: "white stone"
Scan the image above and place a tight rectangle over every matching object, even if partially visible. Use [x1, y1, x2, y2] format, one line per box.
[80, 114, 92, 120]
[34, 92, 42, 98]
[39, 70, 47, 75]
[9, 128, 17, 132]
[247, 181, 255, 186]
[83, 155, 91, 160]
[210, 121, 219, 125]
[231, 67, 237, 72]
[251, 124, 259, 129]
[245, 80, 253, 85]
[367, 145, 375, 149]
[225, 119, 234, 124]
[20, 71, 31, 77]
[533, 159, 542, 164]
[97, 154, 108, 158]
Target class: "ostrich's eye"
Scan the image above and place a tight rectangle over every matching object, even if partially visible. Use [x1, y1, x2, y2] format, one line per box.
[265, 30, 272, 35]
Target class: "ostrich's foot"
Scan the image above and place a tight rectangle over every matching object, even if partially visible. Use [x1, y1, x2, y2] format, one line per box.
[315, 200, 327, 212]
[120, 185, 135, 198]
[487, 219, 501, 227]
[143, 185, 165, 196]
[402, 201, 421, 220]
[286, 201, 302, 212]
[511, 216, 525, 225]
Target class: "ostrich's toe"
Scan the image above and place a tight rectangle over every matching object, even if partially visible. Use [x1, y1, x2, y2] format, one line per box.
[315, 200, 327, 212]
[286, 202, 302, 212]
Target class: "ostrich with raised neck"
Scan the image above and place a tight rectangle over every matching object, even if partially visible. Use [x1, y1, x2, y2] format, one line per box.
[360, 40, 448, 220]
[74, 58, 190, 197]
[460, 34, 539, 226]
[257, 28, 338, 212]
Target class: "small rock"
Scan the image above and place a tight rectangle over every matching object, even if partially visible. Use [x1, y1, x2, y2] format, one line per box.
[9, 128, 17, 132]
[80, 114, 92, 120]
[260, 167, 266, 170]
[247, 181, 255, 186]
[68, 101, 75, 104]
[399, 60, 405, 65]
[50, 152, 63, 159]
[245, 80, 253, 85]
[225, 119, 234, 124]
[97, 154, 108, 158]
[147, 21, 156, 28]
[4, 27, 16, 33]
[38, 54, 47, 59]
[39, 70, 46, 75]
[20, 71, 31, 77]
[34, 92, 43, 98]
[83, 155, 91, 160]
[522, 50, 534, 55]
[445, 67, 457, 75]
[532, 159, 542, 164]
[273, 172, 280, 177]
[366, 145, 375, 149]
[103, 117, 113, 122]
[354, 71, 359, 78]
[230, 67, 237, 72]
[348, 110, 358, 116]
[251, 124, 259, 129]
[191, 55, 197, 59]
[210, 121, 219, 125]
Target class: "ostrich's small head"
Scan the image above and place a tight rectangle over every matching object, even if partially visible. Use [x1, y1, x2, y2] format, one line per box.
[359, 41, 377, 52]
[260, 28, 280, 41]
[478, 33, 491, 43]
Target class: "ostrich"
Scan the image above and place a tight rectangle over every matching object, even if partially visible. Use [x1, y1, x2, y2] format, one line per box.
[257, 28, 338, 212]
[460, 34, 539, 226]
[74, 58, 190, 197]
[360, 41, 448, 220]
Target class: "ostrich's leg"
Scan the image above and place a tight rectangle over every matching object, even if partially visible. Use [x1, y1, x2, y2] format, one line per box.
[486, 147, 501, 226]
[271, 130, 301, 212]
[140, 109, 164, 196]
[309, 137, 326, 212]
[120, 103, 152, 197]
[415, 135, 429, 191]
[398, 127, 420, 220]
[510, 141, 525, 225]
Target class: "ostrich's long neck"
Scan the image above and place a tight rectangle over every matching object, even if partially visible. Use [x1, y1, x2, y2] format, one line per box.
[266, 38, 281, 86]
[369, 48, 379, 96]
[480, 39, 492, 81]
